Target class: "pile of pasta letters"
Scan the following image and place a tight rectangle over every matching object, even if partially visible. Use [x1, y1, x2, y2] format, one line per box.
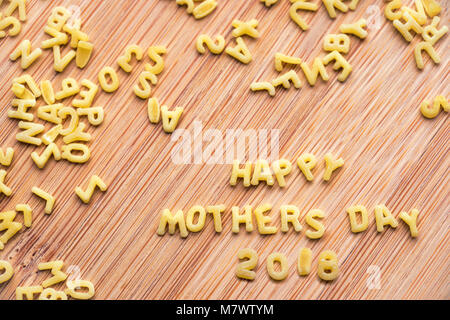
[0, 0, 448, 298]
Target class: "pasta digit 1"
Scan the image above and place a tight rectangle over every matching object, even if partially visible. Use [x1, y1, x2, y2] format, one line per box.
[38, 260, 67, 288]
[323, 152, 344, 181]
[148, 97, 161, 123]
[230, 160, 252, 187]
[10, 39, 42, 69]
[225, 37, 252, 64]
[266, 252, 288, 281]
[0, 260, 14, 284]
[40, 80, 56, 105]
[297, 153, 317, 181]
[235, 248, 258, 280]
[280, 205, 302, 232]
[98, 67, 120, 93]
[374, 204, 398, 232]
[0, 147, 14, 166]
[414, 41, 440, 70]
[156, 209, 189, 238]
[231, 205, 254, 233]
[339, 19, 368, 39]
[297, 247, 312, 276]
[305, 209, 325, 239]
[117, 44, 143, 73]
[161, 105, 183, 133]
[55, 77, 80, 100]
[75, 175, 107, 204]
[289, 0, 318, 31]
[254, 203, 277, 234]
[0, 170, 12, 196]
[76, 41, 94, 69]
[31, 186, 55, 214]
[346, 205, 369, 233]
[322, 0, 348, 19]
[317, 250, 339, 281]
[192, 0, 217, 19]
[196, 34, 225, 54]
[77, 107, 104, 126]
[16, 286, 43, 300]
[65, 280, 95, 300]
[15, 203, 32, 228]
[61, 144, 90, 163]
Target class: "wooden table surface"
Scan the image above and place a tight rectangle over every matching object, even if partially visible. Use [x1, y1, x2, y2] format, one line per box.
[0, 0, 448, 300]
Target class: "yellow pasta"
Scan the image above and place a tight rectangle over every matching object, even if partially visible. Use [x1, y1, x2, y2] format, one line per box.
[65, 280, 95, 300]
[420, 95, 448, 119]
[73, 79, 98, 108]
[280, 205, 302, 232]
[346, 205, 369, 233]
[75, 175, 107, 204]
[176, 0, 194, 14]
[31, 143, 61, 169]
[40, 80, 55, 105]
[161, 105, 184, 133]
[63, 19, 89, 48]
[323, 152, 344, 181]
[148, 97, 161, 124]
[323, 50, 352, 82]
[77, 107, 104, 126]
[10, 39, 42, 69]
[297, 153, 317, 181]
[272, 70, 302, 89]
[301, 58, 329, 86]
[8, 98, 35, 122]
[422, 17, 448, 45]
[393, 11, 423, 42]
[274, 53, 302, 72]
[289, 0, 318, 31]
[5, 0, 27, 21]
[230, 160, 252, 187]
[374, 204, 398, 232]
[63, 123, 91, 144]
[206, 204, 225, 232]
[41, 26, 69, 49]
[305, 209, 325, 239]
[55, 77, 80, 100]
[16, 286, 43, 300]
[37, 103, 63, 124]
[157, 209, 188, 238]
[32, 186, 55, 214]
[0, 14, 21, 38]
[323, 34, 350, 54]
[186, 205, 206, 232]
[251, 159, 274, 186]
[339, 19, 368, 39]
[414, 41, 440, 69]
[297, 248, 312, 276]
[47, 6, 71, 31]
[272, 159, 292, 187]
[0, 210, 22, 248]
[13, 74, 41, 97]
[16, 121, 44, 146]
[58, 107, 79, 135]
[134, 71, 157, 99]
[261, 0, 278, 7]
[317, 250, 339, 281]
[38, 260, 67, 288]
[11, 82, 30, 99]
[0, 147, 14, 167]
[0, 260, 14, 284]
[232, 205, 254, 233]
[15, 203, 32, 228]
[231, 19, 259, 38]
[421, 0, 441, 17]
[401, 1, 427, 25]
[196, 34, 225, 54]
[225, 37, 252, 64]
[76, 41, 94, 69]
[399, 209, 419, 238]
[53, 45, 76, 72]
[235, 248, 258, 281]
[192, 0, 217, 19]
[384, 0, 403, 21]
[39, 288, 68, 300]
[41, 124, 62, 145]
[117, 44, 143, 73]
[348, 0, 359, 10]
[254, 203, 277, 234]
[61, 143, 90, 163]
[0, 170, 12, 197]
[266, 252, 288, 281]
[98, 66, 120, 93]
[250, 81, 276, 96]
[322, 0, 348, 19]
[146, 45, 167, 75]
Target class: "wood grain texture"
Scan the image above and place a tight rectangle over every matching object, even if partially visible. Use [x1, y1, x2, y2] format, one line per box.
[0, 0, 448, 300]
